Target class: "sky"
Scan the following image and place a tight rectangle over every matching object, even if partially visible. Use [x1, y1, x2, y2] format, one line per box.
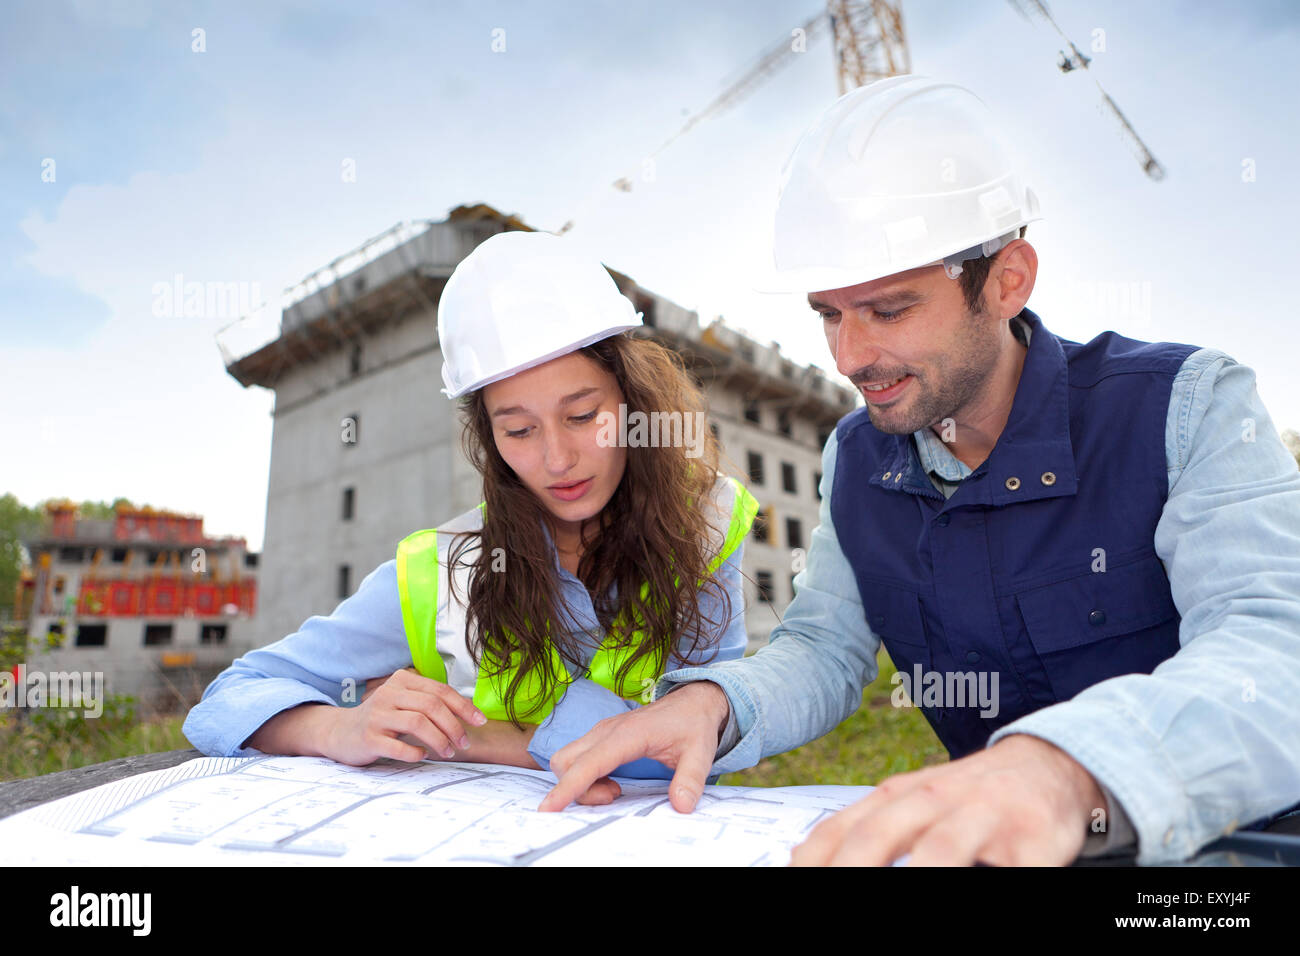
[3, 0, 1298, 552]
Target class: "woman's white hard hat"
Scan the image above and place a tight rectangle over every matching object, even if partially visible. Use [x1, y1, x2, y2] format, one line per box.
[756, 74, 1043, 294]
[438, 230, 643, 398]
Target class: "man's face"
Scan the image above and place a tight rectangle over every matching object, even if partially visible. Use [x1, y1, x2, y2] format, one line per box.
[809, 264, 1002, 435]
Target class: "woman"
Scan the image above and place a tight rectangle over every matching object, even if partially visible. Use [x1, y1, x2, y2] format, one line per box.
[182, 231, 756, 788]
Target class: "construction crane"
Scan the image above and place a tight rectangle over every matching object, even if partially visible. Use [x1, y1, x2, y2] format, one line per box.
[558, 1, 909, 233]
[561, 0, 1162, 236]
[1008, 0, 1166, 180]
[828, 0, 910, 93]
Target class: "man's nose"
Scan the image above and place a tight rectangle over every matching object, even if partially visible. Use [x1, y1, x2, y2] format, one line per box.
[542, 427, 579, 475]
[834, 311, 882, 378]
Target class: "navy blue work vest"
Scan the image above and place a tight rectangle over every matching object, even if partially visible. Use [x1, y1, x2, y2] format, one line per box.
[832, 308, 1200, 760]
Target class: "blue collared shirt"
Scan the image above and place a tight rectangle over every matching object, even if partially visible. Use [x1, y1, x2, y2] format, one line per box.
[183, 526, 748, 778]
[658, 316, 1300, 865]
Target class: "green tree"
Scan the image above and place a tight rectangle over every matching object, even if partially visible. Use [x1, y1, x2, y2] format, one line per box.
[0, 495, 138, 621]
[77, 498, 135, 520]
[0, 494, 43, 620]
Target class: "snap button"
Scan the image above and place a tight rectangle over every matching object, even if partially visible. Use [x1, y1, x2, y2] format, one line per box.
[882, 471, 892, 481]
[1040, 471, 1056, 486]
[936, 514, 951, 527]
[894, 472, 902, 482]
[965, 650, 980, 663]
[1005, 476, 1021, 491]
[1089, 609, 1106, 626]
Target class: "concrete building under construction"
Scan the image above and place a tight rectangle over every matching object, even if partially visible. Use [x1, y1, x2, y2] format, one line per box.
[223, 203, 857, 655]
[14, 501, 259, 715]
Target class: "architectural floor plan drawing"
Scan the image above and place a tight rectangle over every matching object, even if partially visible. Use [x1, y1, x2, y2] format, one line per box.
[0, 755, 875, 866]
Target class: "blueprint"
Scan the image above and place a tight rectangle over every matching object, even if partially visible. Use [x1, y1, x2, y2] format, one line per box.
[0, 755, 875, 866]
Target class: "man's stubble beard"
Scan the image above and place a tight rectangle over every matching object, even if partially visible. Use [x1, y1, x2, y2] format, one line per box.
[866, 301, 1003, 437]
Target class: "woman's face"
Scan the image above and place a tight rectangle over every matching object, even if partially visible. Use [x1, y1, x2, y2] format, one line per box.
[481, 351, 627, 540]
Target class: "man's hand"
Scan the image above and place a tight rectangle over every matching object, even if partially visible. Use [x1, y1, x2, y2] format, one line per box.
[791, 733, 1107, 866]
[537, 680, 731, 813]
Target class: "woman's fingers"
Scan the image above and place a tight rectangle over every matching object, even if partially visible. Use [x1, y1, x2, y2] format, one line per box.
[382, 669, 488, 726]
[384, 707, 458, 759]
[355, 672, 486, 760]
[370, 730, 430, 765]
[575, 776, 622, 806]
[433, 683, 489, 728]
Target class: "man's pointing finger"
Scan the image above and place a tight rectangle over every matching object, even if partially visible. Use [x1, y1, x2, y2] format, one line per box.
[539, 743, 631, 812]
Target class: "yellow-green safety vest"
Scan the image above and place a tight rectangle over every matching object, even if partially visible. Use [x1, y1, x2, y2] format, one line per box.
[395, 474, 759, 724]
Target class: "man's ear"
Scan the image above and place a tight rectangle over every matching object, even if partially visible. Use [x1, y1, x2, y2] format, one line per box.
[992, 240, 1037, 319]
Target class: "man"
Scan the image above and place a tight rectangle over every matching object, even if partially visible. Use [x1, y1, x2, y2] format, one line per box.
[536, 75, 1300, 865]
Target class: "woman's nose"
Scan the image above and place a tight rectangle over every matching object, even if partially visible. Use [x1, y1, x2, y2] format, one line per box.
[542, 428, 579, 475]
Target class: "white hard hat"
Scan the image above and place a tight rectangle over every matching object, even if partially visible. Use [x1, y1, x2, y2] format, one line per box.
[437, 231, 643, 399]
[758, 74, 1042, 294]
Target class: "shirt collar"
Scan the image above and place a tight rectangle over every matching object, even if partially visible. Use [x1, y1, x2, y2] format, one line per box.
[911, 313, 1030, 484]
[913, 422, 971, 483]
[869, 307, 1079, 505]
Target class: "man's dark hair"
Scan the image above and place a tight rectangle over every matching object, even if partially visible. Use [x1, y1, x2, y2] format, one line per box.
[956, 225, 1028, 314]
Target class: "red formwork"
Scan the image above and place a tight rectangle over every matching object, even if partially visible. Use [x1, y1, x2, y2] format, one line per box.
[144, 578, 181, 616]
[75, 577, 257, 618]
[193, 583, 220, 614]
[106, 580, 142, 616]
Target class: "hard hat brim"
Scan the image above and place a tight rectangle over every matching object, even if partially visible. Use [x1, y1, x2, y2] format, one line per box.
[749, 258, 945, 297]
[750, 218, 1042, 296]
[440, 318, 643, 399]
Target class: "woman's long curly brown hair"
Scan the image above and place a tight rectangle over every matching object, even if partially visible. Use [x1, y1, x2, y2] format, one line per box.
[446, 333, 734, 727]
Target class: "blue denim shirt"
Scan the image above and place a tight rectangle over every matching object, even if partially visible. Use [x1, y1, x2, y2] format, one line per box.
[182, 531, 748, 779]
[657, 327, 1300, 865]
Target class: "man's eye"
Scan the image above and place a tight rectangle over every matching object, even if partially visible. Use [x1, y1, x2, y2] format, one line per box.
[876, 307, 908, 321]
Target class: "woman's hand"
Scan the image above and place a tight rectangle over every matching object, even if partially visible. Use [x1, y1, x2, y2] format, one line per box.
[359, 669, 403, 704]
[357, 668, 542, 770]
[325, 667, 488, 766]
[354, 671, 621, 792]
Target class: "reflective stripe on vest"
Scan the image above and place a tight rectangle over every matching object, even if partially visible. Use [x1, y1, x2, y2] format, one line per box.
[396, 476, 758, 723]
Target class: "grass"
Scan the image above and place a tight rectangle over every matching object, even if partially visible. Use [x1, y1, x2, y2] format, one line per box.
[719, 649, 949, 787]
[1, 650, 946, 786]
[0, 697, 190, 782]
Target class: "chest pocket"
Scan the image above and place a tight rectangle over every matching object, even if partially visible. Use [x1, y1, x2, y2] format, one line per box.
[1015, 553, 1181, 702]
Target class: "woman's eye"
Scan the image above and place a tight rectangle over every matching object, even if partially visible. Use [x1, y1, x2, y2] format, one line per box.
[504, 426, 531, 438]
[571, 410, 598, 424]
